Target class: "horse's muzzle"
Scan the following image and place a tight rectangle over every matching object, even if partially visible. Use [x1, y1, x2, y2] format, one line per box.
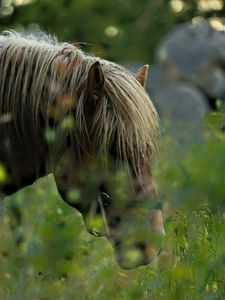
[114, 233, 165, 270]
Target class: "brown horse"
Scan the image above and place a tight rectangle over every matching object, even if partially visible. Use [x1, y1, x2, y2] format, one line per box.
[0, 30, 164, 269]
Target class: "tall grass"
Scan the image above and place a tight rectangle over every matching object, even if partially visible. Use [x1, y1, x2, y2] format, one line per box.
[0, 112, 224, 299]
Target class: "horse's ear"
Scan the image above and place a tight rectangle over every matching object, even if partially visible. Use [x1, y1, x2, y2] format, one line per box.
[87, 61, 105, 102]
[135, 65, 149, 88]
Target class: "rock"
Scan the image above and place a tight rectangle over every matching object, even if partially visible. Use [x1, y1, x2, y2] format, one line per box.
[157, 22, 225, 99]
[150, 78, 209, 145]
[151, 82, 209, 123]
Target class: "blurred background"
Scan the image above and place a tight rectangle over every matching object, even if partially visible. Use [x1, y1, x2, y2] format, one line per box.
[0, 0, 225, 62]
[0, 1, 225, 299]
[0, 0, 224, 61]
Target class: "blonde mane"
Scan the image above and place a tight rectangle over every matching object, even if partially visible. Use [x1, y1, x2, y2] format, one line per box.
[0, 30, 159, 175]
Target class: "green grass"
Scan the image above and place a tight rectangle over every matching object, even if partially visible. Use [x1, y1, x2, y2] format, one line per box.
[0, 114, 225, 299]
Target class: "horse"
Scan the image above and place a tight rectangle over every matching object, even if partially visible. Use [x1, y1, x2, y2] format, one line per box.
[0, 30, 165, 269]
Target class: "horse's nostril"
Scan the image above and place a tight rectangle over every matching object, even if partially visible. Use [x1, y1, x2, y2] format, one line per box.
[115, 248, 143, 270]
[113, 240, 160, 270]
[135, 241, 147, 251]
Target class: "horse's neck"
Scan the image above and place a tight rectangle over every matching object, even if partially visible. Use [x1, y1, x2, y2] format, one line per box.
[0, 123, 48, 196]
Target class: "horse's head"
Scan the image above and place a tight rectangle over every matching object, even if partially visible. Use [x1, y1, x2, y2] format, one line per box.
[97, 160, 165, 270]
[54, 59, 165, 269]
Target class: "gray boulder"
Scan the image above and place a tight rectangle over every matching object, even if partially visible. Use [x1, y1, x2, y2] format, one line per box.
[157, 22, 225, 99]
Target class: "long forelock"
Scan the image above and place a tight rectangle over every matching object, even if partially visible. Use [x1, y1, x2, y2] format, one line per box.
[0, 31, 159, 175]
[74, 56, 160, 175]
[89, 61, 159, 175]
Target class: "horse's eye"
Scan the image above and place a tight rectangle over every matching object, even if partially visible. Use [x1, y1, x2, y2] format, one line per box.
[101, 192, 110, 206]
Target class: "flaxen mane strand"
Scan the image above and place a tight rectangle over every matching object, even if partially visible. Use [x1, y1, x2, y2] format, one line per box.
[0, 30, 159, 175]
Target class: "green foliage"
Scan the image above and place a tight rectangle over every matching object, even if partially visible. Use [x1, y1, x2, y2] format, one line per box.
[0, 113, 225, 299]
[0, 0, 174, 61]
[0, 0, 223, 62]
